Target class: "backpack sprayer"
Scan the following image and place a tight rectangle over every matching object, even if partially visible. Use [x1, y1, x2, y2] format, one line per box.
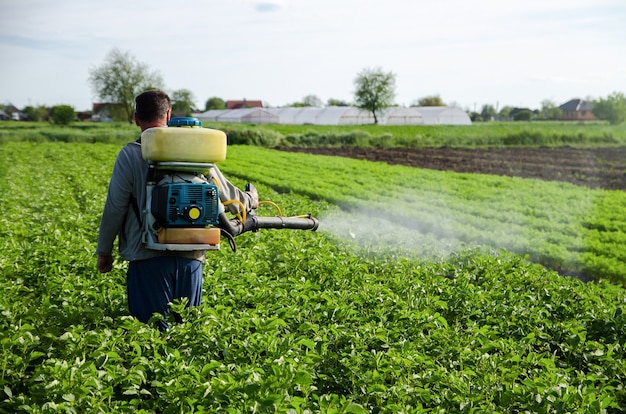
[141, 117, 319, 252]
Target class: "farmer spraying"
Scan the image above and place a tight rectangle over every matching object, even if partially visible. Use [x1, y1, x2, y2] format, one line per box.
[96, 90, 317, 330]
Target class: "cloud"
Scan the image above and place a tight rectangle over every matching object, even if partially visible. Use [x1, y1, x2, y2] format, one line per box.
[0, 34, 57, 50]
[254, 2, 284, 12]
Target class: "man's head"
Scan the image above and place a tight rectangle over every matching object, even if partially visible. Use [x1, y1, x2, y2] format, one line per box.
[134, 90, 171, 130]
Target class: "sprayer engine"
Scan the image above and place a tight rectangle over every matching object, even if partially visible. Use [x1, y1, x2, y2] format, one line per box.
[150, 174, 219, 230]
[140, 117, 319, 252]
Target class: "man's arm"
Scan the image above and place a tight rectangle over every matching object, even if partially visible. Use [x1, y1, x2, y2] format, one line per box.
[209, 166, 258, 214]
[95, 147, 135, 262]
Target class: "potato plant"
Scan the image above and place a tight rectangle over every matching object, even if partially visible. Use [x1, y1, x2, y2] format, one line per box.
[221, 146, 626, 285]
[0, 142, 625, 413]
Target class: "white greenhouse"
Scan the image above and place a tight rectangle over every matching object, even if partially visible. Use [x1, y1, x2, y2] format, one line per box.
[194, 106, 471, 126]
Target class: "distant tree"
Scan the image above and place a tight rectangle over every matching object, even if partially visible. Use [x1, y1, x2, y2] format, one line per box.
[204, 97, 225, 111]
[301, 94, 323, 107]
[353, 67, 396, 124]
[50, 105, 75, 125]
[498, 106, 513, 121]
[88, 48, 165, 123]
[107, 104, 130, 122]
[171, 89, 197, 116]
[592, 91, 626, 125]
[289, 95, 323, 107]
[413, 95, 445, 107]
[539, 99, 563, 120]
[513, 109, 533, 121]
[22, 105, 49, 122]
[480, 104, 497, 122]
[2, 105, 14, 117]
[469, 112, 482, 122]
[327, 98, 350, 106]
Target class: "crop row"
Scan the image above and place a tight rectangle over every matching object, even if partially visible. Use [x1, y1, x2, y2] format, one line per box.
[219, 146, 626, 285]
[1, 142, 625, 412]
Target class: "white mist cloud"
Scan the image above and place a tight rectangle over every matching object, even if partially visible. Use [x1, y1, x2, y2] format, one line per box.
[318, 207, 472, 262]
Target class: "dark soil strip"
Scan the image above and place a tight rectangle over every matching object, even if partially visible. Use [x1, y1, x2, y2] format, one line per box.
[279, 146, 626, 191]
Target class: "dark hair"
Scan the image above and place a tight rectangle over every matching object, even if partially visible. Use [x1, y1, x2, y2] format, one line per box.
[134, 90, 171, 122]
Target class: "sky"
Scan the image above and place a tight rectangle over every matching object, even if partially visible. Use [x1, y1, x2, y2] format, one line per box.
[1, 0, 625, 112]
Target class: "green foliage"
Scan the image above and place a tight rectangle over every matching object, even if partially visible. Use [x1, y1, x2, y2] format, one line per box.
[0, 122, 138, 144]
[593, 91, 626, 125]
[22, 105, 49, 122]
[224, 128, 283, 147]
[480, 104, 497, 122]
[299, 94, 323, 107]
[539, 99, 564, 120]
[88, 48, 165, 123]
[49, 105, 76, 125]
[1, 121, 626, 149]
[223, 146, 626, 286]
[1, 143, 625, 412]
[327, 98, 351, 106]
[204, 96, 225, 110]
[514, 109, 533, 121]
[353, 67, 396, 124]
[413, 95, 445, 107]
[499, 105, 513, 120]
[171, 88, 197, 116]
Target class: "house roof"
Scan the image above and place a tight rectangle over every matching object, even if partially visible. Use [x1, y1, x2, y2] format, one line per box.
[226, 100, 263, 109]
[559, 99, 593, 112]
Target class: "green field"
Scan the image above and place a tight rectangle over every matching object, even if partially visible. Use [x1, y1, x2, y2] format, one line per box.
[1, 140, 625, 413]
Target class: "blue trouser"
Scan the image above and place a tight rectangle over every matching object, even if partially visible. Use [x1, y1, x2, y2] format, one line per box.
[127, 256, 203, 328]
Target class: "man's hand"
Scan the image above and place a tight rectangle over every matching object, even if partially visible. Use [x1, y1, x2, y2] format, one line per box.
[97, 255, 114, 273]
[245, 183, 259, 210]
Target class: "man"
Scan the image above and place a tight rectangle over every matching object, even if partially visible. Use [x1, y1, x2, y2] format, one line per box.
[96, 90, 257, 329]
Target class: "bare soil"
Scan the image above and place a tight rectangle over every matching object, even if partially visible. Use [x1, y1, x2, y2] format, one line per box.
[279, 146, 626, 191]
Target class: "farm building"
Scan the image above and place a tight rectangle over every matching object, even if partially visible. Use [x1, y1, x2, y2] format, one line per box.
[559, 99, 596, 121]
[225, 99, 264, 109]
[198, 108, 278, 124]
[194, 106, 471, 125]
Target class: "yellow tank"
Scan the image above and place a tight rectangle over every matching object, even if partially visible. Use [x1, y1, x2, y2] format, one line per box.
[157, 227, 221, 245]
[141, 126, 227, 163]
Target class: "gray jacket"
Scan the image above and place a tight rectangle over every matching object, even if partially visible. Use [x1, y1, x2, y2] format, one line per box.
[96, 141, 255, 262]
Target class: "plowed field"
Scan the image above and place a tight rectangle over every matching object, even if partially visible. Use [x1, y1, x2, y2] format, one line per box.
[280, 146, 626, 191]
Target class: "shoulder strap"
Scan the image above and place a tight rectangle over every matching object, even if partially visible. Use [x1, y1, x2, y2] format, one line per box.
[129, 138, 143, 225]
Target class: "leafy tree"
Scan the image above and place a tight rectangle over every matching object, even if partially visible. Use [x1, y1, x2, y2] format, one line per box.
[327, 98, 350, 106]
[50, 105, 75, 125]
[290, 95, 323, 107]
[205, 97, 225, 111]
[353, 67, 396, 124]
[539, 99, 563, 120]
[88, 48, 165, 123]
[413, 95, 444, 107]
[22, 105, 49, 122]
[513, 109, 533, 121]
[171, 89, 197, 116]
[481, 104, 497, 122]
[301, 94, 323, 107]
[592, 91, 626, 125]
[498, 106, 513, 121]
[469, 112, 482, 122]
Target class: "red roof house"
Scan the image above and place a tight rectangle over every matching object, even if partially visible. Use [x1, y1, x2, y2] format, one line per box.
[226, 99, 263, 109]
